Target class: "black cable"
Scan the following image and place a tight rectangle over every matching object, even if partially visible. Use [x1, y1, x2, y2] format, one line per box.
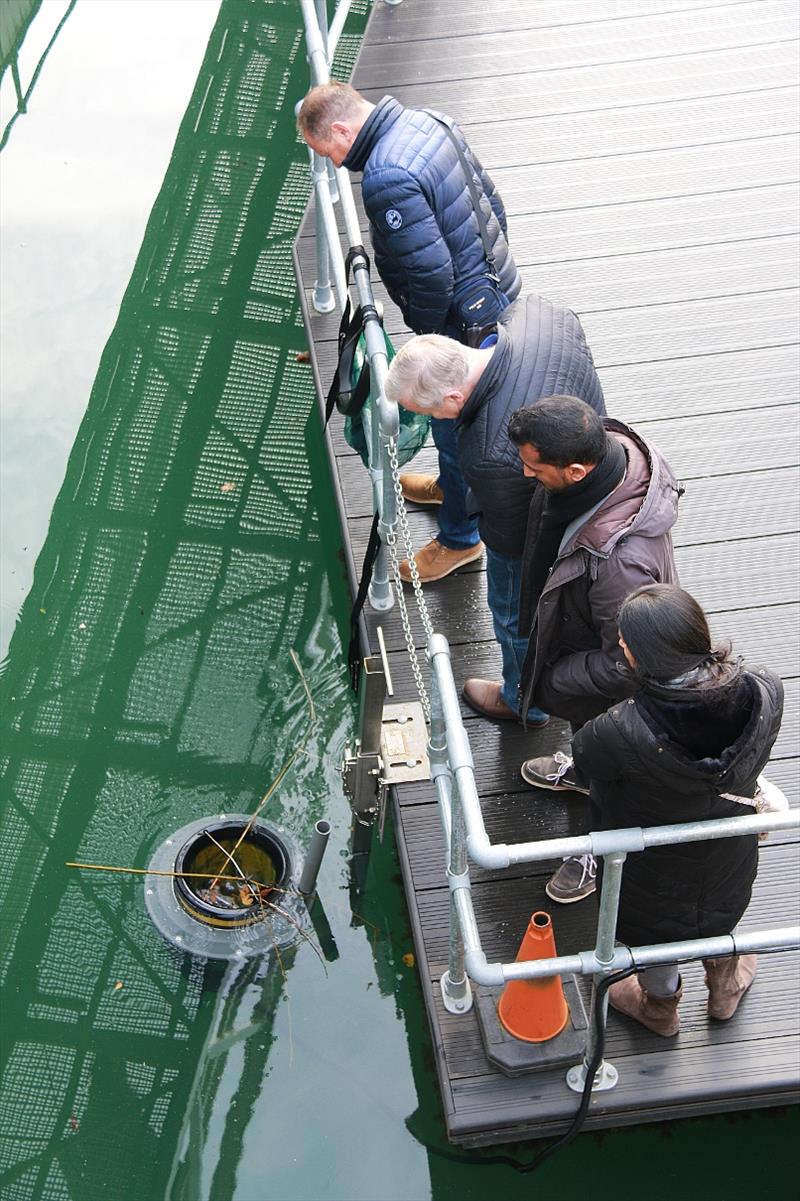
[512, 963, 638, 1173]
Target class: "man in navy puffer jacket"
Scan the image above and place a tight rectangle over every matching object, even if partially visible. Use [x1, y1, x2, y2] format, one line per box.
[298, 83, 521, 582]
[384, 294, 606, 724]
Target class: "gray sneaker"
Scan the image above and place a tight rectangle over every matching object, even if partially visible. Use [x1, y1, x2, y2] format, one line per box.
[545, 855, 597, 904]
[521, 751, 590, 795]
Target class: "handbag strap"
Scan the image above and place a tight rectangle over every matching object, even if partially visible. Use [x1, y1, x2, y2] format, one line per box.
[719, 789, 759, 809]
[347, 511, 382, 692]
[420, 109, 500, 283]
[325, 245, 375, 423]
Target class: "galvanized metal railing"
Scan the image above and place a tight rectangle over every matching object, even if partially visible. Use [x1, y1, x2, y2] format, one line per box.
[429, 632, 800, 1090]
[298, 0, 800, 1092]
[299, 0, 397, 614]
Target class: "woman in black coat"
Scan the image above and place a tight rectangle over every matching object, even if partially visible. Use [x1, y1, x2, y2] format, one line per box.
[571, 584, 784, 1036]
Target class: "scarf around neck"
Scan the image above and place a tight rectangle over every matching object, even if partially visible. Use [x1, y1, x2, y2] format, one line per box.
[527, 436, 627, 607]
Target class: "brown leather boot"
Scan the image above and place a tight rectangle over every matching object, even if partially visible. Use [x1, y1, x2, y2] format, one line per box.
[399, 473, 444, 505]
[462, 679, 518, 721]
[398, 538, 483, 583]
[703, 954, 757, 1020]
[608, 975, 682, 1037]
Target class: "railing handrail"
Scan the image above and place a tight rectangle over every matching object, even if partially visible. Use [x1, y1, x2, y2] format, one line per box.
[428, 631, 798, 870]
[299, 0, 401, 614]
[299, 0, 399, 442]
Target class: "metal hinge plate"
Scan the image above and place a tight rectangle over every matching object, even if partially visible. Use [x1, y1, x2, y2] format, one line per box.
[380, 702, 430, 784]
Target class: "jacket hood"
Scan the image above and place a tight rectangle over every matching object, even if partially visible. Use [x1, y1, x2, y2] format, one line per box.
[626, 669, 784, 792]
[563, 419, 681, 557]
[343, 96, 402, 172]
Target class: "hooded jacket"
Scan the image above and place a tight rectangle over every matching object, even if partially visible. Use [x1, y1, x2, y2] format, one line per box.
[455, 294, 606, 557]
[519, 420, 682, 726]
[343, 96, 521, 335]
[571, 667, 784, 945]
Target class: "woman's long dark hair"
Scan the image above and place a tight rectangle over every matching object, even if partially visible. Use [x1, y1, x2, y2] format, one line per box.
[618, 584, 739, 688]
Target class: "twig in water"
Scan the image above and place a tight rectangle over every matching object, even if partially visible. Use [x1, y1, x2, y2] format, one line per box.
[258, 893, 326, 973]
[209, 649, 318, 888]
[65, 861, 293, 890]
[351, 909, 385, 956]
[203, 830, 259, 904]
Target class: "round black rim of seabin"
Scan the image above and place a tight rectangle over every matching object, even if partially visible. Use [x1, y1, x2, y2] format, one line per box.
[172, 819, 290, 928]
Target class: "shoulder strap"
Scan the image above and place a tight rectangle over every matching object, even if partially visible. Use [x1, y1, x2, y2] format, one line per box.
[420, 109, 499, 282]
[324, 245, 374, 423]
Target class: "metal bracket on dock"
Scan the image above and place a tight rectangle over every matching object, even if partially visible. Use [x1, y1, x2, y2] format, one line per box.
[341, 638, 430, 833]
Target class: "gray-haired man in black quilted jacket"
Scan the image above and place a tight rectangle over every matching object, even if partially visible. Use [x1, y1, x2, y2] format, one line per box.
[384, 293, 606, 727]
[298, 81, 521, 583]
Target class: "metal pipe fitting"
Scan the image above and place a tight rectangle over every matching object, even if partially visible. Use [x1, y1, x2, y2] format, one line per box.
[298, 819, 331, 895]
[447, 867, 470, 893]
[464, 946, 506, 988]
[466, 828, 511, 871]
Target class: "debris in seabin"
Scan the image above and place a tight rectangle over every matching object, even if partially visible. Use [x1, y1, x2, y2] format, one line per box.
[195, 879, 241, 909]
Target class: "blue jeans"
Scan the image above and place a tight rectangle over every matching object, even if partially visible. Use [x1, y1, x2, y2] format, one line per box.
[431, 416, 481, 550]
[485, 546, 548, 723]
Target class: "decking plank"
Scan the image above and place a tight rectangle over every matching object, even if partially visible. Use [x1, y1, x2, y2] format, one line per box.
[364, 0, 730, 44]
[356, 42, 800, 127]
[355, 2, 794, 90]
[347, 533, 800, 648]
[338, 454, 800, 527]
[305, 286, 800, 383]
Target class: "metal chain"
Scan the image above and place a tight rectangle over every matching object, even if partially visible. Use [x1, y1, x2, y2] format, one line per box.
[384, 438, 432, 720]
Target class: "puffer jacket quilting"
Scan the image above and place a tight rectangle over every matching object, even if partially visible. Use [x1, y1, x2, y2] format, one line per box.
[455, 293, 606, 557]
[343, 96, 520, 334]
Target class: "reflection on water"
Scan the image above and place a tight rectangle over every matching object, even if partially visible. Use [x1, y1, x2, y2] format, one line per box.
[0, 0, 222, 657]
[0, 2, 429, 1199]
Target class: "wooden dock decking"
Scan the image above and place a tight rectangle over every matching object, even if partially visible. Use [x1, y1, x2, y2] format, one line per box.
[293, 0, 800, 1146]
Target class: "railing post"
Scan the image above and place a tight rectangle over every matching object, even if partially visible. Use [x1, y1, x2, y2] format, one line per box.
[430, 673, 473, 1014]
[311, 151, 337, 313]
[442, 784, 473, 1013]
[566, 850, 626, 1093]
[316, 0, 341, 198]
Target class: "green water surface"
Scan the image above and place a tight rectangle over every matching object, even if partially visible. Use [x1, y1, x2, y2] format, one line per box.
[0, 3, 796, 1199]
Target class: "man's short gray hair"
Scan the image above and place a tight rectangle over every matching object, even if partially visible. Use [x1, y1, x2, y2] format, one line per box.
[384, 335, 470, 411]
[297, 82, 363, 139]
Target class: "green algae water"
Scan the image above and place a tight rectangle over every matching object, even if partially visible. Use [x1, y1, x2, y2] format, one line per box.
[0, 3, 796, 1199]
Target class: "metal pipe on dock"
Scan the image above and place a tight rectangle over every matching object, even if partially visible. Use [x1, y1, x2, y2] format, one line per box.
[299, 819, 331, 895]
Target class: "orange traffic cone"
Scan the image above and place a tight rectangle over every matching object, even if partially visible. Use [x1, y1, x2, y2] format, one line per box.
[497, 911, 569, 1043]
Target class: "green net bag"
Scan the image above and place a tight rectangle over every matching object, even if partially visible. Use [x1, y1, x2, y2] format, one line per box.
[344, 332, 431, 468]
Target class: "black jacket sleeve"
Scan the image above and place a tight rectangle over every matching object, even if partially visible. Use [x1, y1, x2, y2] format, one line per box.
[572, 708, 628, 782]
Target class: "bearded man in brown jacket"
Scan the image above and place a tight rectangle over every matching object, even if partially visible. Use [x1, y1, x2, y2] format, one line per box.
[508, 396, 683, 903]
